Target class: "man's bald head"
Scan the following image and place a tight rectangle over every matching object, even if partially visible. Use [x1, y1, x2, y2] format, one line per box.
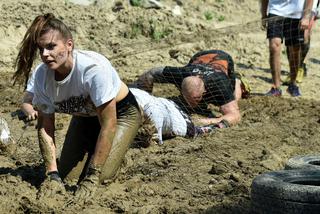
[181, 76, 206, 107]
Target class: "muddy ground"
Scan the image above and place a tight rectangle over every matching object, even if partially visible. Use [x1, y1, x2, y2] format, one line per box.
[0, 0, 320, 213]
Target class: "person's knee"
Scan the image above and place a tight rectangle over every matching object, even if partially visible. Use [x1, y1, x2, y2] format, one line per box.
[269, 39, 281, 53]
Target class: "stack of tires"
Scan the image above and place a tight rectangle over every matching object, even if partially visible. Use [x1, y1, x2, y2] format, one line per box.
[251, 155, 320, 214]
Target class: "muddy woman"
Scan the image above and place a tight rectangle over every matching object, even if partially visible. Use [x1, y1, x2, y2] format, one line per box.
[13, 13, 142, 200]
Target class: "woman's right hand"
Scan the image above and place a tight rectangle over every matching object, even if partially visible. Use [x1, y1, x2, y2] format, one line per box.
[21, 91, 38, 121]
[37, 171, 66, 198]
[21, 103, 38, 121]
[26, 109, 38, 121]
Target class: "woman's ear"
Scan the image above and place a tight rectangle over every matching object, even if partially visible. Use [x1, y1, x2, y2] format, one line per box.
[66, 39, 73, 51]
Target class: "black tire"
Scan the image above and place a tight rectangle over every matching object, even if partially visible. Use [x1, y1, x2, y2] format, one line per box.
[285, 154, 320, 170]
[251, 169, 320, 214]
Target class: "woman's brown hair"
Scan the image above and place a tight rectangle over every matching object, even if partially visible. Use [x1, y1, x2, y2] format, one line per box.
[13, 13, 73, 88]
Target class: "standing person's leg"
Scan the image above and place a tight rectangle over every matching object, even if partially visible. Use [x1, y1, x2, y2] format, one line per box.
[301, 27, 311, 71]
[284, 17, 304, 97]
[99, 92, 141, 183]
[284, 18, 312, 84]
[301, 10, 317, 77]
[287, 45, 301, 85]
[269, 37, 282, 89]
[266, 14, 284, 96]
[286, 44, 302, 97]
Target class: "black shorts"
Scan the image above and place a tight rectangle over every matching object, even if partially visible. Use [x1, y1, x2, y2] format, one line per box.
[267, 14, 304, 46]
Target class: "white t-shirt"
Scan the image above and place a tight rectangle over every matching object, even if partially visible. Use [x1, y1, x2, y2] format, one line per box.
[26, 67, 36, 93]
[130, 88, 188, 144]
[312, 0, 319, 13]
[33, 50, 121, 116]
[268, 0, 306, 18]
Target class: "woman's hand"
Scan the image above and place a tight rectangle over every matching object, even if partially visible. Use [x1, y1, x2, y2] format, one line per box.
[73, 166, 100, 202]
[37, 171, 66, 198]
[21, 91, 38, 121]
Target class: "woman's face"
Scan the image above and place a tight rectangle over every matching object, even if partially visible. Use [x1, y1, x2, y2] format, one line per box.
[37, 29, 73, 72]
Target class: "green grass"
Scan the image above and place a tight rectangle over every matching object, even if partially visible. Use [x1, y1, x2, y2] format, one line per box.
[204, 11, 214, 21]
[126, 18, 172, 41]
[218, 15, 225, 22]
[131, 0, 143, 7]
[150, 20, 172, 41]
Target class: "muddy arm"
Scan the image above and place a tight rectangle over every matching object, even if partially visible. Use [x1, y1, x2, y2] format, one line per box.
[196, 100, 241, 126]
[136, 67, 166, 93]
[37, 112, 58, 173]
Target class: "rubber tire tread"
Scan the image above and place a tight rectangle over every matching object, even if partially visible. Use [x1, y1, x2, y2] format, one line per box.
[251, 169, 320, 213]
[251, 192, 320, 214]
[285, 154, 320, 170]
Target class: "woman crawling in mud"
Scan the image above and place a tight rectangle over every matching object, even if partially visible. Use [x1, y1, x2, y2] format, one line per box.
[13, 13, 142, 200]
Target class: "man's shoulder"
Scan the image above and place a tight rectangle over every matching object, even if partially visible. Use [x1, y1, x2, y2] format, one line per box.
[189, 49, 231, 61]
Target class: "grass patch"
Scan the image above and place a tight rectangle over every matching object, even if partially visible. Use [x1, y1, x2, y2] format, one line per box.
[130, 0, 143, 7]
[204, 11, 214, 21]
[218, 15, 225, 22]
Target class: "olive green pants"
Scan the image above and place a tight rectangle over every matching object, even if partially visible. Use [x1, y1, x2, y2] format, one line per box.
[58, 92, 141, 184]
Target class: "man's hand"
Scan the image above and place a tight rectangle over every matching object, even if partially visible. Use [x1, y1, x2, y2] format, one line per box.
[37, 171, 66, 198]
[135, 71, 154, 93]
[300, 16, 311, 30]
[261, 16, 267, 30]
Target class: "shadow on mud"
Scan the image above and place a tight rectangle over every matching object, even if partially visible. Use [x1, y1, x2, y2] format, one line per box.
[0, 164, 45, 187]
[204, 198, 251, 214]
[309, 58, 320, 65]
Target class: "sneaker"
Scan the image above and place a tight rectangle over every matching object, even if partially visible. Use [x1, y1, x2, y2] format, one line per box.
[287, 83, 301, 97]
[265, 87, 282, 96]
[296, 67, 304, 83]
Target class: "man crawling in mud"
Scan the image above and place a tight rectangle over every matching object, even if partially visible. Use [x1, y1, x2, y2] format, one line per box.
[130, 87, 226, 147]
[135, 49, 251, 128]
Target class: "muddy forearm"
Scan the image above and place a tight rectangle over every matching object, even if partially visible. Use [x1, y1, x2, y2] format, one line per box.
[219, 100, 241, 126]
[37, 113, 57, 173]
[38, 128, 58, 172]
[137, 67, 165, 92]
[90, 126, 115, 169]
[91, 100, 117, 169]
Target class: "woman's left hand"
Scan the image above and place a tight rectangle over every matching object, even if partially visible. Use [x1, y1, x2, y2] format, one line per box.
[73, 166, 100, 202]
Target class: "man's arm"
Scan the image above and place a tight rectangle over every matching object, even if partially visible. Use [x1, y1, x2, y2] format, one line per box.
[301, 0, 314, 30]
[37, 112, 57, 173]
[136, 67, 166, 93]
[260, 0, 269, 18]
[196, 100, 241, 127]
[260, 0, 269, 29]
